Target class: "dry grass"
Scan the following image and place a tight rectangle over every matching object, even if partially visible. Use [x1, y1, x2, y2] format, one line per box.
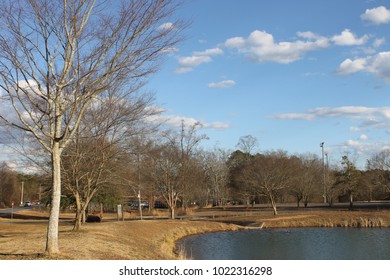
[213, 209, 390, 228]
[1, 207, 390, 260]
[0, 211, 240, 260]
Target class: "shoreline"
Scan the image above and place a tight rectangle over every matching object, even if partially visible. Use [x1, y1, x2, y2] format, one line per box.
[1, 208, 390, 259]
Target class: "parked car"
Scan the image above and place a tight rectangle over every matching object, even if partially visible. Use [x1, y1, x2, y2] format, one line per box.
[24, 201, 32, 207]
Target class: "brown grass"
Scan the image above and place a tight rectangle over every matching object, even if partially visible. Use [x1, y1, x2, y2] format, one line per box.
[1, 207, 390, 260]
[0, 211, 240, 260]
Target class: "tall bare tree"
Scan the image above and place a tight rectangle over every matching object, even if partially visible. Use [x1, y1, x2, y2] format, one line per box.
[236, 135, 258, 157]
[203, 148, 231, 206]
[62, 90, 157, 230]
[289, 154, 322, 207]
[146, 121, 208, 219]
[236, 151, 292, 215]
[0, 0, 184, 254]
[366, 149, 390, 194]
[162, 121, 208, 210]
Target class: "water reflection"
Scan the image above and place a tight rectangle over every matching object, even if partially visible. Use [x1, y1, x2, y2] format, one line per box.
[179, 228, 390, 260]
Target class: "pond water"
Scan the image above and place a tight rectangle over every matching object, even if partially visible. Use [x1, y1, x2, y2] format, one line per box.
[178, 227, 390, 260]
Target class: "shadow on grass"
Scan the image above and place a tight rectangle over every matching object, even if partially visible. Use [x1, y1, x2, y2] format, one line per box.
[0, 253, 72, 260]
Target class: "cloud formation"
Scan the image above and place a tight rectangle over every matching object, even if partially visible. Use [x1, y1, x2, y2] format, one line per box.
[337, 52, 390, 84]
[361, 6, 390, 25]
[177, 27, 373, 73]
[146, 107, 230, 130]
[271, 106, 390, 121]
[331, 29, 369, 46]
[208, 80, 236, 88]
[224, 30, 329, 64]
[176, 48, 223, 73]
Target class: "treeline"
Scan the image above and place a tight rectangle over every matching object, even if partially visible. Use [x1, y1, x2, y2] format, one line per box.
[2, 126, 390, 225]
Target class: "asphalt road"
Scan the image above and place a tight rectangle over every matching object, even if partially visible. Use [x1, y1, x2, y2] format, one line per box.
[0, 206, 30, 215]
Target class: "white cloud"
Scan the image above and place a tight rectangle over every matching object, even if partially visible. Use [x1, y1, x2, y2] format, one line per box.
[337, 52, 390, 83]
[270, 106, 390, 122]
[158, 22, 175, 30]
[361, 6, 390, 25]
[346, 139, 361, 147]
[193, 48, 223, 56]
[368, 52, 390, 83]
[147, 108, 230, 130]
[350, 126, 361, 132]
[360, 134, 369, 140]
[176, 48, 223, 73]
[162, 115, 230, 130]
[331, 29, 369, 46]
[225, 37, 246, 49]
[160, 47, 179, 54]
[373, 37, 386, 48]
[337, 58, 368, 75]
[203, 121, 230, 129]
[270, 112, 315, 121]
[224, 30, 329, 64]
[208, 80, 236, 88]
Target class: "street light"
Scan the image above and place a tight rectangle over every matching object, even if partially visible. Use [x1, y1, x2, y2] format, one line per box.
[320, 142, 326, 203]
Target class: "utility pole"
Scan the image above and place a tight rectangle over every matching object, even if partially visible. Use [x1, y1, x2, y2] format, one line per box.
[320, 142, 326, 203]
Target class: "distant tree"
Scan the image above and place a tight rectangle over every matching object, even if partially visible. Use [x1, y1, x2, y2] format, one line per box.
[236, 135, 258, 156]
[228, 150, 255, 205]
[289, 154, 322, 207]
[366, 149, 390, 194]
[148, 143, 181, 219]
[236, 151, 292, 215]
[202, 148, 231, 206]
[162, 121, 208, 210]
[147, 121, 208, 219]
[0, 163, 19, 207]
[335, 155, 361, 210]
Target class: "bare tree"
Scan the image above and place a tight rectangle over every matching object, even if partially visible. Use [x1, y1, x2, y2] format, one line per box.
[366, 149, 390, 194]
[203, 148, 231, 206]
[162, 121, 208, 210]
[146, 121, 208, 219]
[289, 154, 322, 207]
[148, 143, 181, 219]
[237, 151, 292, 215]
[61, 89, 159, 230]
[236, 135, 258, 156]
[0, 0, 184, 254]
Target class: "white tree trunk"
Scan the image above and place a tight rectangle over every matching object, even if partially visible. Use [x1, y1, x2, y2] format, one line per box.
[45, 143, 61, 254]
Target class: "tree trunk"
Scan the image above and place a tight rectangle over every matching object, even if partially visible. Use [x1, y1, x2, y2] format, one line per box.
[73, 195, 82, 231]
[296, 196, 301, 208]
[99, 202, 104, 221]
[170, 206, 175, 219]
[349, 192, 354, 210]
[45, 143, 61, 254]
[270, 196, 278, 215]
[74, 210, 82, 231]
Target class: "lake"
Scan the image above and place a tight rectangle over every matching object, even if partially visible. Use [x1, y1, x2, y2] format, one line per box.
[178, 227, 390, 260]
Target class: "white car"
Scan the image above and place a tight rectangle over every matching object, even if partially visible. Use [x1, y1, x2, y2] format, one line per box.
[24, 201, 32, 207]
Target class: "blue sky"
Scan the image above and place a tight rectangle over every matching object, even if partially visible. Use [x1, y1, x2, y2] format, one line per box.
[148, 0, 390, 168]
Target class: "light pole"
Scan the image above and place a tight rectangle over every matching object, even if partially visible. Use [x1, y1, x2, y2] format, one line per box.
[20, 181, 24, 206]
[320, 142, 326, 203]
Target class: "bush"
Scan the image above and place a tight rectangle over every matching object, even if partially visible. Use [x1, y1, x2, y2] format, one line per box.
[86, 215, 101, 223]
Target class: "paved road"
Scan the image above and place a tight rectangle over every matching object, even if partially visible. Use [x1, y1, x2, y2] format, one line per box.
[0, 206, 30, 215]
